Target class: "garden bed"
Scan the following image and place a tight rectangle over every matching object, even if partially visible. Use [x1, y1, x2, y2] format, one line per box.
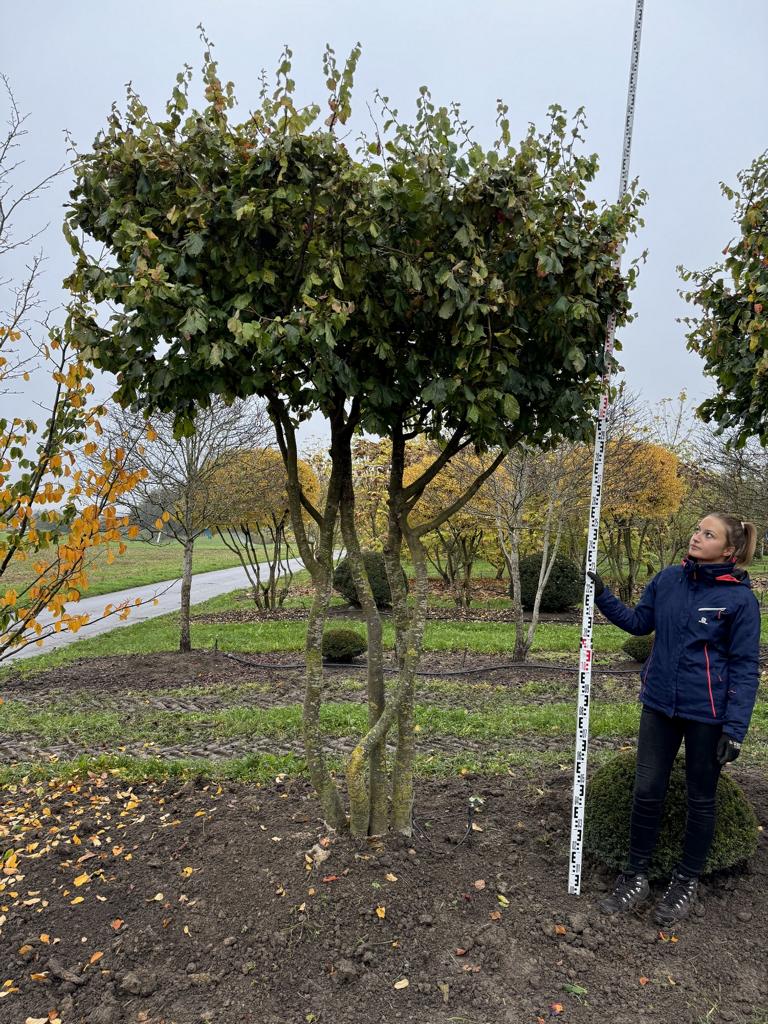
[0, 770, 766, 1024]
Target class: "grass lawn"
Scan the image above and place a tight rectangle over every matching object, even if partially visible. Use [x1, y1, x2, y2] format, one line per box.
[0, 534, 271, 599]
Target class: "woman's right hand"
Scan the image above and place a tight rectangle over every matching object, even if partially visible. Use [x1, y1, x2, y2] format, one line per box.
[587, 571, 605, 597]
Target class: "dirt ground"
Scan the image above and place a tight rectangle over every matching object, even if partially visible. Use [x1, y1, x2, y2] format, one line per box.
[1, 644, 767, 1024]
[1, 770, 767, 1024]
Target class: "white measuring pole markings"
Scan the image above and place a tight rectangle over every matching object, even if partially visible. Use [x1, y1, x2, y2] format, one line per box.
[568, 0, 645, 896]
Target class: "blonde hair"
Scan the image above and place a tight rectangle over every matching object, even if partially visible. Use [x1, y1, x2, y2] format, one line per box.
[710, 513, 758, 567]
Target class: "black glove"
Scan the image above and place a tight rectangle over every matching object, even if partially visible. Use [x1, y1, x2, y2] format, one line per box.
[587, 571, 605, 597]
[716, 734, 741, 766]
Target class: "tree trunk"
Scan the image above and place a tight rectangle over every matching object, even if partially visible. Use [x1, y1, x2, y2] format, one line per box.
[179, 536, 194, 653]
[337, 448, 387, 837]
[391, 527, 428, 835]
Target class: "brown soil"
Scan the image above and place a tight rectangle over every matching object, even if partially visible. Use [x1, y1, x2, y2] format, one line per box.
[1, 644, 767, 1024]
[1, 771, 766, 1024]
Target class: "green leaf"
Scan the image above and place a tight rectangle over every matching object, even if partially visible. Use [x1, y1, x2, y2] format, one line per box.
[503, 394, 520, 422]
[332, 265, 344, 290]
[438, 298, 455, 319]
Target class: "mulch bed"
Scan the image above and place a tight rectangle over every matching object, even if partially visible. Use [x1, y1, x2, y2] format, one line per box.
[1, 770, 767, 1024]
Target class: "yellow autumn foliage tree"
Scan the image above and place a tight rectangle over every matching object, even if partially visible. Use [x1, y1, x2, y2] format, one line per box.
[206, 448, 320, 608]
[0, 82, 145, 658]
[598, 439, 686, 602]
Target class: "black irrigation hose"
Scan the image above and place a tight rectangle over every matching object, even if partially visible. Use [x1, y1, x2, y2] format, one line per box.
[219, 648, 768, 677]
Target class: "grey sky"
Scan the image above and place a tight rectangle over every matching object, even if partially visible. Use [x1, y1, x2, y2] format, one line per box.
[3, 0, 766, 442]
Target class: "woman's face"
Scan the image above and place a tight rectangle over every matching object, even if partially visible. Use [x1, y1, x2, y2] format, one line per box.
[688, 515, 735, 564]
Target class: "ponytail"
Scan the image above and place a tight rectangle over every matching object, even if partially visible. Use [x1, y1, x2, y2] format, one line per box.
[711, 513, 758, 567]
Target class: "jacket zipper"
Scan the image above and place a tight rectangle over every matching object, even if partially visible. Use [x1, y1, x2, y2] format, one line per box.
[703, 643, 716, 717]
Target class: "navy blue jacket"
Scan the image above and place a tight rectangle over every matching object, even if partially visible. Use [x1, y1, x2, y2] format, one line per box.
[596, 559, 761, 743]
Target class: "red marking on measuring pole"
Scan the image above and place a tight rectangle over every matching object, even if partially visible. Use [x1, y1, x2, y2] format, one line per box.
[568, 0, 645, 897]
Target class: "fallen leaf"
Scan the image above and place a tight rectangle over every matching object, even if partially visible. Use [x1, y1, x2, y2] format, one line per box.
[70, 896, 84, 905]
[550, 1004, 564, 1016]
[462, 964, 481, 973]
[454, 947, 467, 956]
[180, 867, 193, 878]
[150, 893, 164, 902]
[30, 972, 48, 981]
[639, 976, 650, 985]
[110, 919, 124, 931]
[183, 925, 191, 936]
[473, 879, 486, 891]
[393, 978, 409, 990]
[375, 906, 386, 920]
[496, 894, 510, 908]
[554, 924, 567, 936]
[470, 822, 483, 832]
[39, 934, 50, 944]
[437, 981, 450, 1003]
[298, 902, 306, 913]
[489, 911, 502, 922]
[321, 875, 339, 883]
[385, 873, 398, 883]
[18, 944, 33, 955]
[73, 873, 90, 887]
[89, 952, 104, 965]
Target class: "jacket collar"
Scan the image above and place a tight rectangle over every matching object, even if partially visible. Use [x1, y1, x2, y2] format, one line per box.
[681, 557, 751, 587]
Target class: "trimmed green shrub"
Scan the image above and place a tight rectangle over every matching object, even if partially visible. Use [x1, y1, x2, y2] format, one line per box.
[333, 550, 401, 609]
[322, 628, 367, 663]
[584, 751, 759, 880]
[622, 633, 655, 662]
[513, 552, 582, 612]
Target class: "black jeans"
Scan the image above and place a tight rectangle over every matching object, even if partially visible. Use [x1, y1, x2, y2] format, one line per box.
[628, 705, 723, 878]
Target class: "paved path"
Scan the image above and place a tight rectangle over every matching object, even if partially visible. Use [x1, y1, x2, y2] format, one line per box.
[6, 558, 304, 662]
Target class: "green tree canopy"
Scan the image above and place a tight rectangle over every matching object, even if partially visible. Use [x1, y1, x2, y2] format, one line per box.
[681, 150, 768, 445]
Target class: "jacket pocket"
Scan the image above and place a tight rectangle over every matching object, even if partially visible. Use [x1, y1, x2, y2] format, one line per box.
[703, 643, 717, 718]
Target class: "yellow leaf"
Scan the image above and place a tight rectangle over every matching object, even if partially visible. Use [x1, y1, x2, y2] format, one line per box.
[89, 951, 104, 964]
[18, 944, 33, 955]
[73, 872, 90, 887]
[180, 866, 193, 878]
[385, 873, 398, 882]
[39, 934, 50, 944]
[30, 972, 48, 982]
[496, 894, 510, 908]
[70, 896, 84, 905]
[375, 905, 386, 920]
[393, 978, 409, 990]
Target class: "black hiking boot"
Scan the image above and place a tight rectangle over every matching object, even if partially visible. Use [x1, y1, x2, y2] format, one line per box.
[653, 869, 698, 927]
[599, 871, 650, 915]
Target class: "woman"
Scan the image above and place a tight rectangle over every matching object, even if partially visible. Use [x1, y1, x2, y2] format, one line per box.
[589, 513, 761, 926]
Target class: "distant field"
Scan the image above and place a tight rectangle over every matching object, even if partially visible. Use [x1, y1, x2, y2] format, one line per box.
[0, 535, 272, 599]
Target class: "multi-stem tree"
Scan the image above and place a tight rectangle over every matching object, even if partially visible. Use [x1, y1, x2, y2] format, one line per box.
[64, 40, 644, 834]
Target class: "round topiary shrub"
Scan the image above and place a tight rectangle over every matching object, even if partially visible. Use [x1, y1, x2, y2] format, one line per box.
[321, 628, 367, 663]
[584, 751, 759, 880]
[513, 552, 582, 612]
[333, 551, 400, 609]
[622, 633, 655, 662]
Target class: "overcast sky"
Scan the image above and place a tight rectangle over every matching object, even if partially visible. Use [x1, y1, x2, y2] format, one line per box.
[3, 0, 766, 444]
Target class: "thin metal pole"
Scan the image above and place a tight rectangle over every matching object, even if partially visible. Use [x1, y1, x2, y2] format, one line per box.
[568, 0, 645, 897]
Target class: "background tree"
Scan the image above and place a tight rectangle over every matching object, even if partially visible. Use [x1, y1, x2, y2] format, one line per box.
[0, 78, 144, 659]
[104, 398, 269, 650]
[681, 150, 768, 445]
[597, 439, 686, 601]
[65, 42, 644, 835]
[490, 443, 584, 659]
[206, 447, 319, 609]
